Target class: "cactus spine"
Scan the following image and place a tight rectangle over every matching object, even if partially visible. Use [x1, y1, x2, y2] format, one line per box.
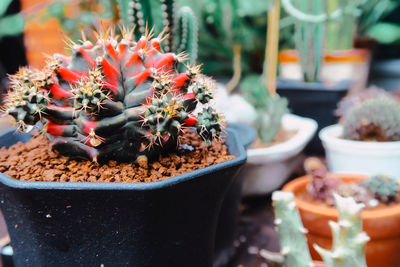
[314, 194, 369, 267]
[271, 191, 314, 267]
[4, 26, 221, 163]
[117, 0, 198, 64]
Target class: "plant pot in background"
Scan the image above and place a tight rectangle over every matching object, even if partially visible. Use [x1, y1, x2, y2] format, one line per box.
[214, 123, 256, 267]
[319, 124, 400, 179]
[21, 0, 66, 69]
[276, 80, 349, 154]
[283, 175, 400, 267]
[0, 129, 246, 267]
[279, 49, 370, 94]
[241, 114, 317, 196]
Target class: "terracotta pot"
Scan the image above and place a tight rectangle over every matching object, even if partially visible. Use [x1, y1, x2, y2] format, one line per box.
[283, 174, 400, 267]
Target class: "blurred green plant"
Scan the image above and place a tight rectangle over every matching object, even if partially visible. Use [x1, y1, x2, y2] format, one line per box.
[358, 0, 399, 37]
[281, 0, 364, 82]
[239, 74, 288, 143]
[0, 0, 25, 40]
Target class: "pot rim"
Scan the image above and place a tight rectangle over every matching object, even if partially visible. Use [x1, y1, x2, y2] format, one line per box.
[283, 174, 400, 220]
[0, 128, 246, 191]
[246, 114, 317, 161]
[319, 124, 400, 151]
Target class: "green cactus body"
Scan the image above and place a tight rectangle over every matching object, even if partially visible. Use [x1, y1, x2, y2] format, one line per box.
[5, 27, 221, 163]
[362, 175, 399, 204]
[314, 194, 369, 267]
[271, 191, 314, 267]
[342, 97, 400, 141]
[239, 75, 288, 143]
[117, 0, 198, 63]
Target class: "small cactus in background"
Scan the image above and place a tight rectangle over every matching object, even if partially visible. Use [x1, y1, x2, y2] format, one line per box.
[117, 0, 198, 64]
[4, 26, 222, 163]
[270, 191, 314, 267]
[342, 97, 400, 142]
[314, 194, 369, 267]
[304, 157, 340, 204]
[281, 0, 364, 82]
[265, 191, 369, 267]
[239, 75, 288, 144]
[362, 175, 399, 204]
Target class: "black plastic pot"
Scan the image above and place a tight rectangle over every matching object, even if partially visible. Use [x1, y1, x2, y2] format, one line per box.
[0, 129, 246, 267]
[277, 79, 350, 154]
[214, 123, 256, 267]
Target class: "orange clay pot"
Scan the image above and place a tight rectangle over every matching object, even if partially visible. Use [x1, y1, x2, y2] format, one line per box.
[283, 174, 400, 267]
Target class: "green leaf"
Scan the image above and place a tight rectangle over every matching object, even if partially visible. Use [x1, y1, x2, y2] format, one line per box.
[0, 0, 13, 17]
[237, 0, 272, 17]
[0, 14, 24, 39]
[46, 2, 66, 19]
[366, 22, 400, 44]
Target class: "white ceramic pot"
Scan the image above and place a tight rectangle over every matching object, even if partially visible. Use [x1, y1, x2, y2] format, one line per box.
[320, 124, 400, 179]
[241, 114, 318, 196]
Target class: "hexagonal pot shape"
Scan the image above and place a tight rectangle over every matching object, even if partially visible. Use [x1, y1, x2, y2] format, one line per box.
[0, 129, 246, 267]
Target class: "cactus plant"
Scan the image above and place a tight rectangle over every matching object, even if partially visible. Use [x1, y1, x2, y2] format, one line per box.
[361, 175, 399, 204]
[270, 191, 314, 267]
[342, 97, 400, 142]
[266, 191, 369, 267]
[314, 194, 369, 267]
[4, 26, 222, 163]
[239, 75, 288, 143]
[117, 0, 198, 64]
[281, 0, 364, 82]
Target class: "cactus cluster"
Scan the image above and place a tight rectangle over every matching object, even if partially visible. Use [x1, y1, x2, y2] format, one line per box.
[361, 175, 399, 204]
[117, 0, 198, 64]
[266, 191, 369, 267]
[4, 26, 222, 163]
[342, 97, 400, 142]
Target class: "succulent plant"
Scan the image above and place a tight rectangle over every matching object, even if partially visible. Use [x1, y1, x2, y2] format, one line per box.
[270, 191, 314, 267]
[265, 191, 369, 267]
[239, 75, 288, 143]
[314, 194, 369, 267]
[117, 0, 198, 64]
[4, 26, 222, 163]
[361, 175, 399, 204]
[342, 97, 400, 142]
[304, 157, 340, 204]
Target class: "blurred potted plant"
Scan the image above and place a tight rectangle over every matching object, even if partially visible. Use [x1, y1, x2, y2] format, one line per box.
[277, 0, 366, 153]
[320, 89, 400, 178]
[281, 158, 400, 267]
[226, 0, 318, 196]
[0, 25, 247, 267]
